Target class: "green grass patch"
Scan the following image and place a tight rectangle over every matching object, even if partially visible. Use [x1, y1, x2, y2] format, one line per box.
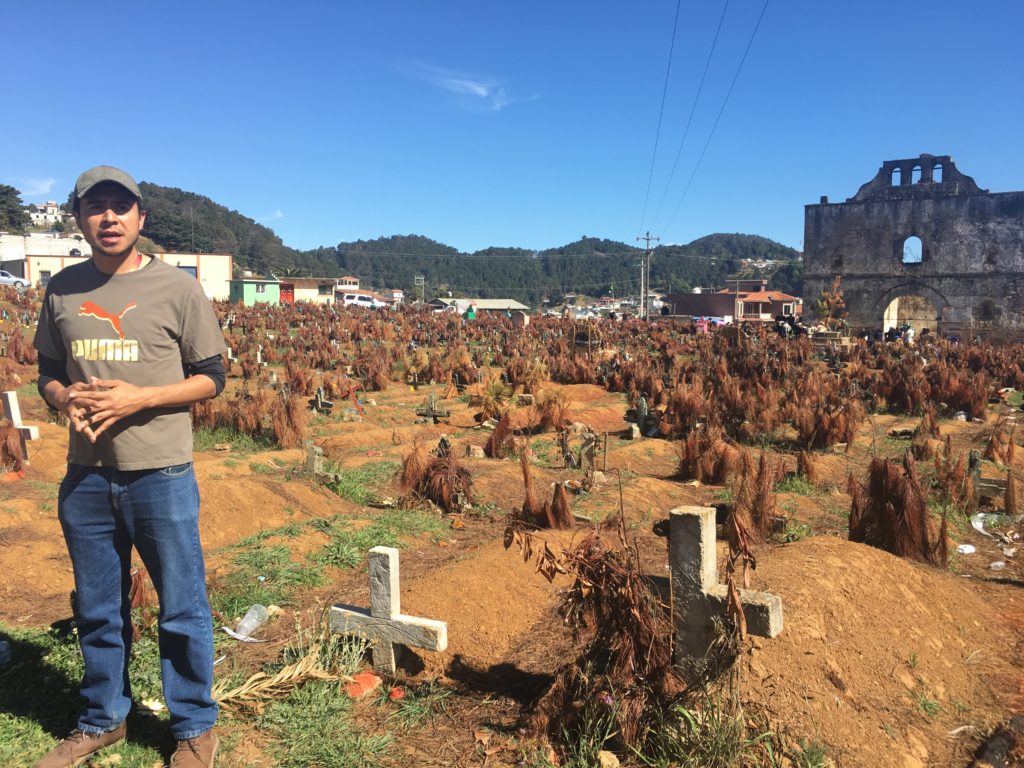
[911, 689, 941, 718]
[631, 691, 774, 768]
[311, 509, 447, 570]
[326, 461, 399, 506]
[774, 475, 818, 496]
[0, 624, 168, 768]
[528, 438, 559, 469]
[193, 426, 275, 454]
[379, 680, 451, 728]
[792, 738, 831, 768]
[23, 480, 58, 499]
[211, 544, 324, 618]
[258, 682, 390, 768]
[223, 521, 305, 552]
[780, 521, 813, 543]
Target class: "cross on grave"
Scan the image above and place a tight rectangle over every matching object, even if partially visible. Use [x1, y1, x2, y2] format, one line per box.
[330, 546, 448, 674]
[579, 431, 598, 473]
[669, 506, 783, 683]
[308, 387, 334, 415]
[2, 390, 40, 464]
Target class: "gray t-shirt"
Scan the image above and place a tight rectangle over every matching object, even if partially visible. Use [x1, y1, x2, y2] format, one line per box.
[34, 257, 226, 470]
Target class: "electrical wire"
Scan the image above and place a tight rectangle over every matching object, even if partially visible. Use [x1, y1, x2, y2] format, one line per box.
[649, 0, 731, 231]
[639, 0, 683, 232]
[660, 0, 771, 238]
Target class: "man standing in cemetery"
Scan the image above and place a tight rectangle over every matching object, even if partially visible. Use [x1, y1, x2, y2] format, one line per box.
[32, 166, 226, 768]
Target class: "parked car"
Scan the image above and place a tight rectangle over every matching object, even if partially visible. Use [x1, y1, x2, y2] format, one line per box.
[341, 292, 386, 309]
[0, 270, 29, 289]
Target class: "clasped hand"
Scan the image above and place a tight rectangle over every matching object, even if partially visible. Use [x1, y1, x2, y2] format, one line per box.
[58, 377, 148, 443]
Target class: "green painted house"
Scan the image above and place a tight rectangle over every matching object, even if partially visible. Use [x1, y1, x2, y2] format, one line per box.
[228, 277, 281, 306]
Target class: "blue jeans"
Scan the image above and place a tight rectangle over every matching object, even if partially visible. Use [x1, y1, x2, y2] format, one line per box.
[58, 463, 217, 739]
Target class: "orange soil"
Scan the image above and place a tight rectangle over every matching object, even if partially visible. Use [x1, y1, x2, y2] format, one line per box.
[1, 379, 1022, 768]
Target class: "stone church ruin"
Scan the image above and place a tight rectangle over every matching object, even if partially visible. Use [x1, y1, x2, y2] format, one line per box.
[803, 154, 1024, 340]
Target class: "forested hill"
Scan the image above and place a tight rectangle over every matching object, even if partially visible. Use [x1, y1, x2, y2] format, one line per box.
[331, 234, 802, 304]
[135, 182, 802, 304]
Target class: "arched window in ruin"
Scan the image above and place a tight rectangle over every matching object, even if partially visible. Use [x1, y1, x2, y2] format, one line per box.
[902, 235, 923, 264]
[890, 167, 902, 186]
[932, 163, 944, 183]
[911, 165, 923, 183]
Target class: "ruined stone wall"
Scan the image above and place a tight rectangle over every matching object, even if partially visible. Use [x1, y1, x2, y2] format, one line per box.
[803, 155, 1024, 338]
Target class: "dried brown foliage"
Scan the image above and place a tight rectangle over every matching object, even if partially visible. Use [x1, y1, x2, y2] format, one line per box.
[984, 416, 1017, 466]
[506, 519, 677, 750]
[515, 448, 547, 527]
[1006, 471, 1018, 516]
[0, 424, 24, 472]
[534, 388, 572, 433]
[270, 394, 308, 449]
[484, 413, 515, 459]
[849, 454, 947, 567]
[422, 453, 474, 513]
[549, 482, 575, 530]
[285, 357, 313, 397]
[0, 358, 23, 391]
[676, 428, 742, 484]
[128, 566, 156, 641]
[730, 452, 776, 541]
[398, 439, 432, 496]
[400, 441, 474, 513]
[933, 437, 972, 508]
[797, 450, 817, 485]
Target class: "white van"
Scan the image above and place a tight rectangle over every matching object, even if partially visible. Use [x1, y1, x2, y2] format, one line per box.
[341, 293, 386, 309]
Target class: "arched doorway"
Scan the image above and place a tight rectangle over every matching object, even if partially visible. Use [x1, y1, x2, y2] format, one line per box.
[874, 284, 948, 335]
[882, 294, 939, 332]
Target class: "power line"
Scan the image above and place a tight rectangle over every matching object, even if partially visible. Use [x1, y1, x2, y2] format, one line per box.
[649, 0, 732, 231]
[660, 0, 771, 238]
[639, 0, 683, 232]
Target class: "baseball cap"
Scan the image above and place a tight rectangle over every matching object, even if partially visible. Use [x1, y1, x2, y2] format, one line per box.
[73, 165, 143, 205]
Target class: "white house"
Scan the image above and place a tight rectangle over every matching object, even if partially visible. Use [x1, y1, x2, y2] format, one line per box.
[0, 234, 232, 299]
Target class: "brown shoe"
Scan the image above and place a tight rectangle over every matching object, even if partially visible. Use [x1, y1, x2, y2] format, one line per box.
[169, 731, 218, 768]
[33, 722, 127, 768]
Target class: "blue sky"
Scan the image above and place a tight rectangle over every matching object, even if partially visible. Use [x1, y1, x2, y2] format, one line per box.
[3, 1, 1023, 254]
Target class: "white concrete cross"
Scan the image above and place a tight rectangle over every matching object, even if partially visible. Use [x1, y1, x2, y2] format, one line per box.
[329, 546, 448, 674]
[669, 506, 783, 681]
[2, 390, 40, 465]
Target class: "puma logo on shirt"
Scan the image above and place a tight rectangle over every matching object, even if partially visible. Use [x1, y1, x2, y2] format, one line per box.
[79, 301, 137, 340]
[73, 301, 140, 361]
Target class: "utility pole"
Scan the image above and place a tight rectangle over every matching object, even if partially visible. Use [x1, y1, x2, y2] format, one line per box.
[636, 231, 659, 320]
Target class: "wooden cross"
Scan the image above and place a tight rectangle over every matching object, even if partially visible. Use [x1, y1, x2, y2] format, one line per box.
[2, 390, 40, 465]
[669, 506, 783, 682]
[329, 546, 448, 674]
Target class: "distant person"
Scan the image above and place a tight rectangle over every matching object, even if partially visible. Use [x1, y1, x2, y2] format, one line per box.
[33, 166, 226, 768]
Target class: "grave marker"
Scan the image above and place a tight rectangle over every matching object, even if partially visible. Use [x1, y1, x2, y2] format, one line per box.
[2, 390, 40, 464]
[330, 547, 447, 674]
[669, 506, 782, 682]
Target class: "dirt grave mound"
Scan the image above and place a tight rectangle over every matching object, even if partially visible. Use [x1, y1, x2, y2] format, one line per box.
[740, 534, 1021, 768]
[377, 527, 1020, 768]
